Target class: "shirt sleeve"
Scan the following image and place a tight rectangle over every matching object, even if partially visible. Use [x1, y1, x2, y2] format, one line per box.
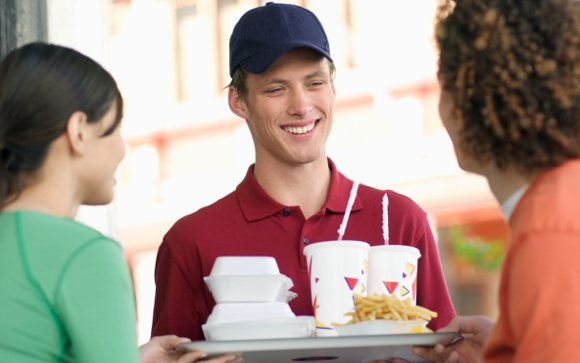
[151, 232, 208, 341]
[55, 238, 139, 363]
[413, 216, 457, 330]
[504, 231, 580, 363]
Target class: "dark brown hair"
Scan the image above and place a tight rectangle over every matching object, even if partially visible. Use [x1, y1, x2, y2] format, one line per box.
[435, 0, 580, 174]
[0, 42, 124, 208]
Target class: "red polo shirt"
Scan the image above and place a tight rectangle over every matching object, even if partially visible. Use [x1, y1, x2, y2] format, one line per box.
[151, 158, 456, 340]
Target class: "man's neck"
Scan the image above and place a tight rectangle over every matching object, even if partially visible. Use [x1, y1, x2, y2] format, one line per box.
[253, 157, 331, 218]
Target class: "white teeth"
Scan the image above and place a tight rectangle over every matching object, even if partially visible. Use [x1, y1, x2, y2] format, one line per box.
[284, 123, 315, 135]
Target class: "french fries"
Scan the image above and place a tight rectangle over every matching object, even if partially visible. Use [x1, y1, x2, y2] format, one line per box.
[343, 293, 438, 324]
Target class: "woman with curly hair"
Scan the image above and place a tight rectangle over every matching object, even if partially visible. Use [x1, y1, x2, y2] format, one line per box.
[413, 0, 580, 362]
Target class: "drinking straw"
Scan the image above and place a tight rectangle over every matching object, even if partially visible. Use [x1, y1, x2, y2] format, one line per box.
[337, 181, 360, 240]
[382, 193, 389, 245]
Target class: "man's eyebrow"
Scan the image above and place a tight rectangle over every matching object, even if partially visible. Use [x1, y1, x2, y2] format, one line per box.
[256, 66, 330, 87]
[265, 70, 328, 84]
[305, 69, 329, 79]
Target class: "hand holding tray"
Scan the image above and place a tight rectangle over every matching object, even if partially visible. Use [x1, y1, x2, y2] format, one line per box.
[179, 332, 461, 363]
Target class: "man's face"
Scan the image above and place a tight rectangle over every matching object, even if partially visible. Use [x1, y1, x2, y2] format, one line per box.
[233, 48, 336, 167]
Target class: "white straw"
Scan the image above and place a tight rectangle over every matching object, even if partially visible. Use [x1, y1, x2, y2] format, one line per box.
[382, 193, 389, 245]
[337, 181, 360, 240]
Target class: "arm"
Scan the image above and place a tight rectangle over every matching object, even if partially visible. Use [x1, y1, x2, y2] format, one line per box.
[151, 233, 208, 341]
[411, 315, 493, 363]
[413, 215, 456, 330]
[57, 238, 139, 363]
[139, 335, 239, 363]
[495, 232, 580, 363]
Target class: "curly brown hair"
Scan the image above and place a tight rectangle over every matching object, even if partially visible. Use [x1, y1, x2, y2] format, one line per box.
[435, 0, 580, 174]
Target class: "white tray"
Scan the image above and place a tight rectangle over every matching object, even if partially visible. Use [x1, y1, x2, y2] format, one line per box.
[179, 332, 461, 363]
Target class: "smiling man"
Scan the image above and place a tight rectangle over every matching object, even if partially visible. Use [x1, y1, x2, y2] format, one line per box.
[151, 2, 456, 341]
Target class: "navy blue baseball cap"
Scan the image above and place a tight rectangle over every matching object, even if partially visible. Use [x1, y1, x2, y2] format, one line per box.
[229, 2, 332, 77]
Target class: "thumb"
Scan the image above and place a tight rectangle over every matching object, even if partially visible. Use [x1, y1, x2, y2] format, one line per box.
[152, 335, 191, 350]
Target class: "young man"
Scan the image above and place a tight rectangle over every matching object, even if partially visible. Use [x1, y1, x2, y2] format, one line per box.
[151, 2, 455, 341]
[413, 0, 580, 362]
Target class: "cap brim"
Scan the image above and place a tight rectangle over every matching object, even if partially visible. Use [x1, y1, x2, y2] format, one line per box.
[236, 42, 332, 75]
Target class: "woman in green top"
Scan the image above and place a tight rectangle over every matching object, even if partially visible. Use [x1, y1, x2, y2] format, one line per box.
[0, 42, 237, 363]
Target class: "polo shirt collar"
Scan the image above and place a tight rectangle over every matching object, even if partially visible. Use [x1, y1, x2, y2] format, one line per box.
[500, 183, 528, 221]
[236, 158, 363, 221]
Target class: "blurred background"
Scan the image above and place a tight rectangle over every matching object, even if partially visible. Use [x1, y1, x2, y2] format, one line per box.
[2, 0, 508, 344]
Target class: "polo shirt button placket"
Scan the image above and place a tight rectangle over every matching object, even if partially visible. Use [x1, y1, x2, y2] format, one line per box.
[281, 208, 290, 216]
[303, 237, 310, 245]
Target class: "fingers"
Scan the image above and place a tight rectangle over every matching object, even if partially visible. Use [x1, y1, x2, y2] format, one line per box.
[175, 349, 243, 363]
[413, 345, 453, 363]
[447, 350, 460, 363]
[414, 343, 472, 363]
[413, 346, 435, 361]
[150, 334, 191, 350]
[434, 343, 447, 354]
[449, 315, 493, 336]
[390, 358, 412, 363]
[175, 351, 240, 363]
[175, 350, 208, 363]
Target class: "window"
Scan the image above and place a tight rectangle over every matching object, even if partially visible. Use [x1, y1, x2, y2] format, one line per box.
[176, 2, 218, 101]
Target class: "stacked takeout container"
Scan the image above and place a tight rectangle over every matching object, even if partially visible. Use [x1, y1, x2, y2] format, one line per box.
[202, 256, 315, 341]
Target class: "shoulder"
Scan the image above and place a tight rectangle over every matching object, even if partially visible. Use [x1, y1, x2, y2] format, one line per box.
[357, 184, 427, 215]
[6, 212, 125, 292]
[14, 211, 118, 248]
[331, 163, 427, 217]
[512, 161, 580, 235]
[165, 190, 238, 237]
[47, 216, 123, 263]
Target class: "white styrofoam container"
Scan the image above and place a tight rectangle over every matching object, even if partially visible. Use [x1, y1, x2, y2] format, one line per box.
[204, 274, 294, 303]
[209, 256, 280, 276]
[202, 316, 316, 341]
[206, 302, 295, 324]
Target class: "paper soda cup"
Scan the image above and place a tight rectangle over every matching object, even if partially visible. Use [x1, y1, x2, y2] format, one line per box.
[367, 245, 421, 303]
[303, 240, 370, 336]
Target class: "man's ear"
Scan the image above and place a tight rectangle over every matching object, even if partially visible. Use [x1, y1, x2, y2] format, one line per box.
[66, 111, 89, 155]
[228, 85, 248, 119]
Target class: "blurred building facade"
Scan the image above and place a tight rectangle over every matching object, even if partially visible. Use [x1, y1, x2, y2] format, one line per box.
[9, 0, 508, 342]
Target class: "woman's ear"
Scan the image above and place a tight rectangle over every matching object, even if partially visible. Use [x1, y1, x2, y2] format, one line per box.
[228, 86, 248, 119]
[66, 111, 89, 155]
